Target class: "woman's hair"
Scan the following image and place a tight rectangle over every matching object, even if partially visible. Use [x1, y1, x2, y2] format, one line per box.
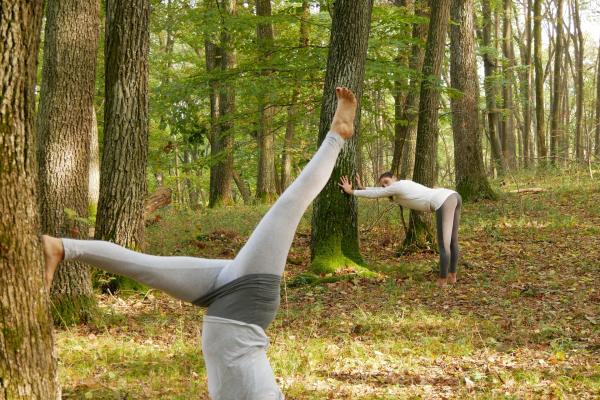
[378, 171, 394, 182]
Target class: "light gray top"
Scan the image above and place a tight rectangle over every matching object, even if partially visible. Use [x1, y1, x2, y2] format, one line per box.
[353, 180, 456, 211]
[202, 315, 285, 400]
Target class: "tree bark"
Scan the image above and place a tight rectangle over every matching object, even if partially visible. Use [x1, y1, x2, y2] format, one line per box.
[0, 1, 61, 397]
[37, 0, 100, 324]
[95, 0, 150, 290]
[533, 0, 548, 160]
[449, 0, 495, 201]
[402, 0, 451, 252]
[255, 0, 277, 202]
[550, 0, 564, 165]
[516, 0, 533, 167]
[478, 0, 506, 175]
[310, 0, 374, 274]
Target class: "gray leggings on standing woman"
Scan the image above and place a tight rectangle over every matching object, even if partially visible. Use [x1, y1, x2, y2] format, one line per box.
[435, 193, 462, 278]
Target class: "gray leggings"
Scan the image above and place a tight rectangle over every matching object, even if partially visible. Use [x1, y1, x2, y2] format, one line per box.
[435, 193, 462, 278]
[61, 132, 345, 308]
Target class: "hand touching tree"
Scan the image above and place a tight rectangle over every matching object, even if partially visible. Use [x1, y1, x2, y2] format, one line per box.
[338, 176, 354, 194]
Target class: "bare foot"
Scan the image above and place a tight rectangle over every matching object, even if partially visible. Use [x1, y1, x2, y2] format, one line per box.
[437, 277, 448, 287]
[330, 87, 357, 139]
[447, 272, 457, 284]
[41, 235, 64, 289]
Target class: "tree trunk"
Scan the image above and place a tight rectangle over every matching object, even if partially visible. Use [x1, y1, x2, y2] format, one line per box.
[210, 0, 236, 207]
[533, 0, 548, 160]
[596, 41, 600, 159]
[501, 0, 517, 169]
[232, 170, 252, 205]
[89, 108, 100, 216]
[255, 0, 277, 202]
[449, 0, 495, 201]
[516, 0, 533, 167]
[95, 0, 150, 291]
[37, 0, 100, 324]
[392, 0, 426, 180]
[572, 0, 584, 161]
[402, 0, 451, 252]
[310, 0, 374, 274]
[0, 1, 61, 397]
[550, 0, 564, 165]
[479, 0, 506, 175]
[281, 0, 310, 192]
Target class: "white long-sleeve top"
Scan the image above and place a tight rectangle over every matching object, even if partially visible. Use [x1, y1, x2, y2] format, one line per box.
[353, 180, 456, 212]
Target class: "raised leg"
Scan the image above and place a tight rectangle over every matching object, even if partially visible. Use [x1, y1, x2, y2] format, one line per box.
[215, 87, 356, 286]
[43, 236, 230, 302]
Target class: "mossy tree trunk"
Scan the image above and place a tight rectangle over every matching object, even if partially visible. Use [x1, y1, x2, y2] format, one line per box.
[0, 1, 61, 397]
[310, 0, 374, 274]
[37, 0, 100, 325]
[402, 0, 451, 252]
[95, 0, 150, 291]
[549, 0, 564, 166]
[449, 0, 496, 202]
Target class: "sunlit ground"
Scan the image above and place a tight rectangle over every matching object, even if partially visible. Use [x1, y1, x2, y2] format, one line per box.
[57, 169, 600, 399]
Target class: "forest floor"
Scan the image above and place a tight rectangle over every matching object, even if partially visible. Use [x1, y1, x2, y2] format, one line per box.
[57, 169, 600, 399]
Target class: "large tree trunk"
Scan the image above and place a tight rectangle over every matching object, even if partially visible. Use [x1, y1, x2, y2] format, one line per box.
[572, 0, 584, 162]
[210, 0, 236, 207]
[255, 0, 277, 202]
[479, 0, 506, 175]
[402, 0, 451, 252]
[281, 0, 310, 191]
[449, 0, 495, 201]
[0, 1, 61, 397]
[501, 0, 517, 169]
[550, 0, 564, 165]
[310, 0, 374, 274]
[533, 0, 548, 161]
[95, 0, 150, 291]
[37, 0, 100, 324]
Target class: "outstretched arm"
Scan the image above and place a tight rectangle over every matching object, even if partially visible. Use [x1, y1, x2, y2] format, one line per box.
[350, 184, 398, 199]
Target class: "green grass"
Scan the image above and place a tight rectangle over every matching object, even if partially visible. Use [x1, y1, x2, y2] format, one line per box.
[57, 169, 600, 399]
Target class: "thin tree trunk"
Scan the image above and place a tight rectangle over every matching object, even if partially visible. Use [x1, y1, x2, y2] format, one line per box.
[37, 0, 100, 324]
[89, 108, 100, 216]
[255, 0, 277, 202]
[210, 0, 236, 207]
[572, 0, 584, 161]
[403, 0, 451, 252]
[516, 0, 533, 167]
[596, 41, 600, 158]
[310, 0, 374, 273]
[281, 0, 310, 192]
[392, 0, 426, 180]
[550, 0, 564, 165]
[95, 0, 150, 291]
[534, 0, 548, 160]
[450, 0, 495, 201]
[479, 0, 506, 175]
[501, 0, 517, 169]
[0, 1, 61, 397]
